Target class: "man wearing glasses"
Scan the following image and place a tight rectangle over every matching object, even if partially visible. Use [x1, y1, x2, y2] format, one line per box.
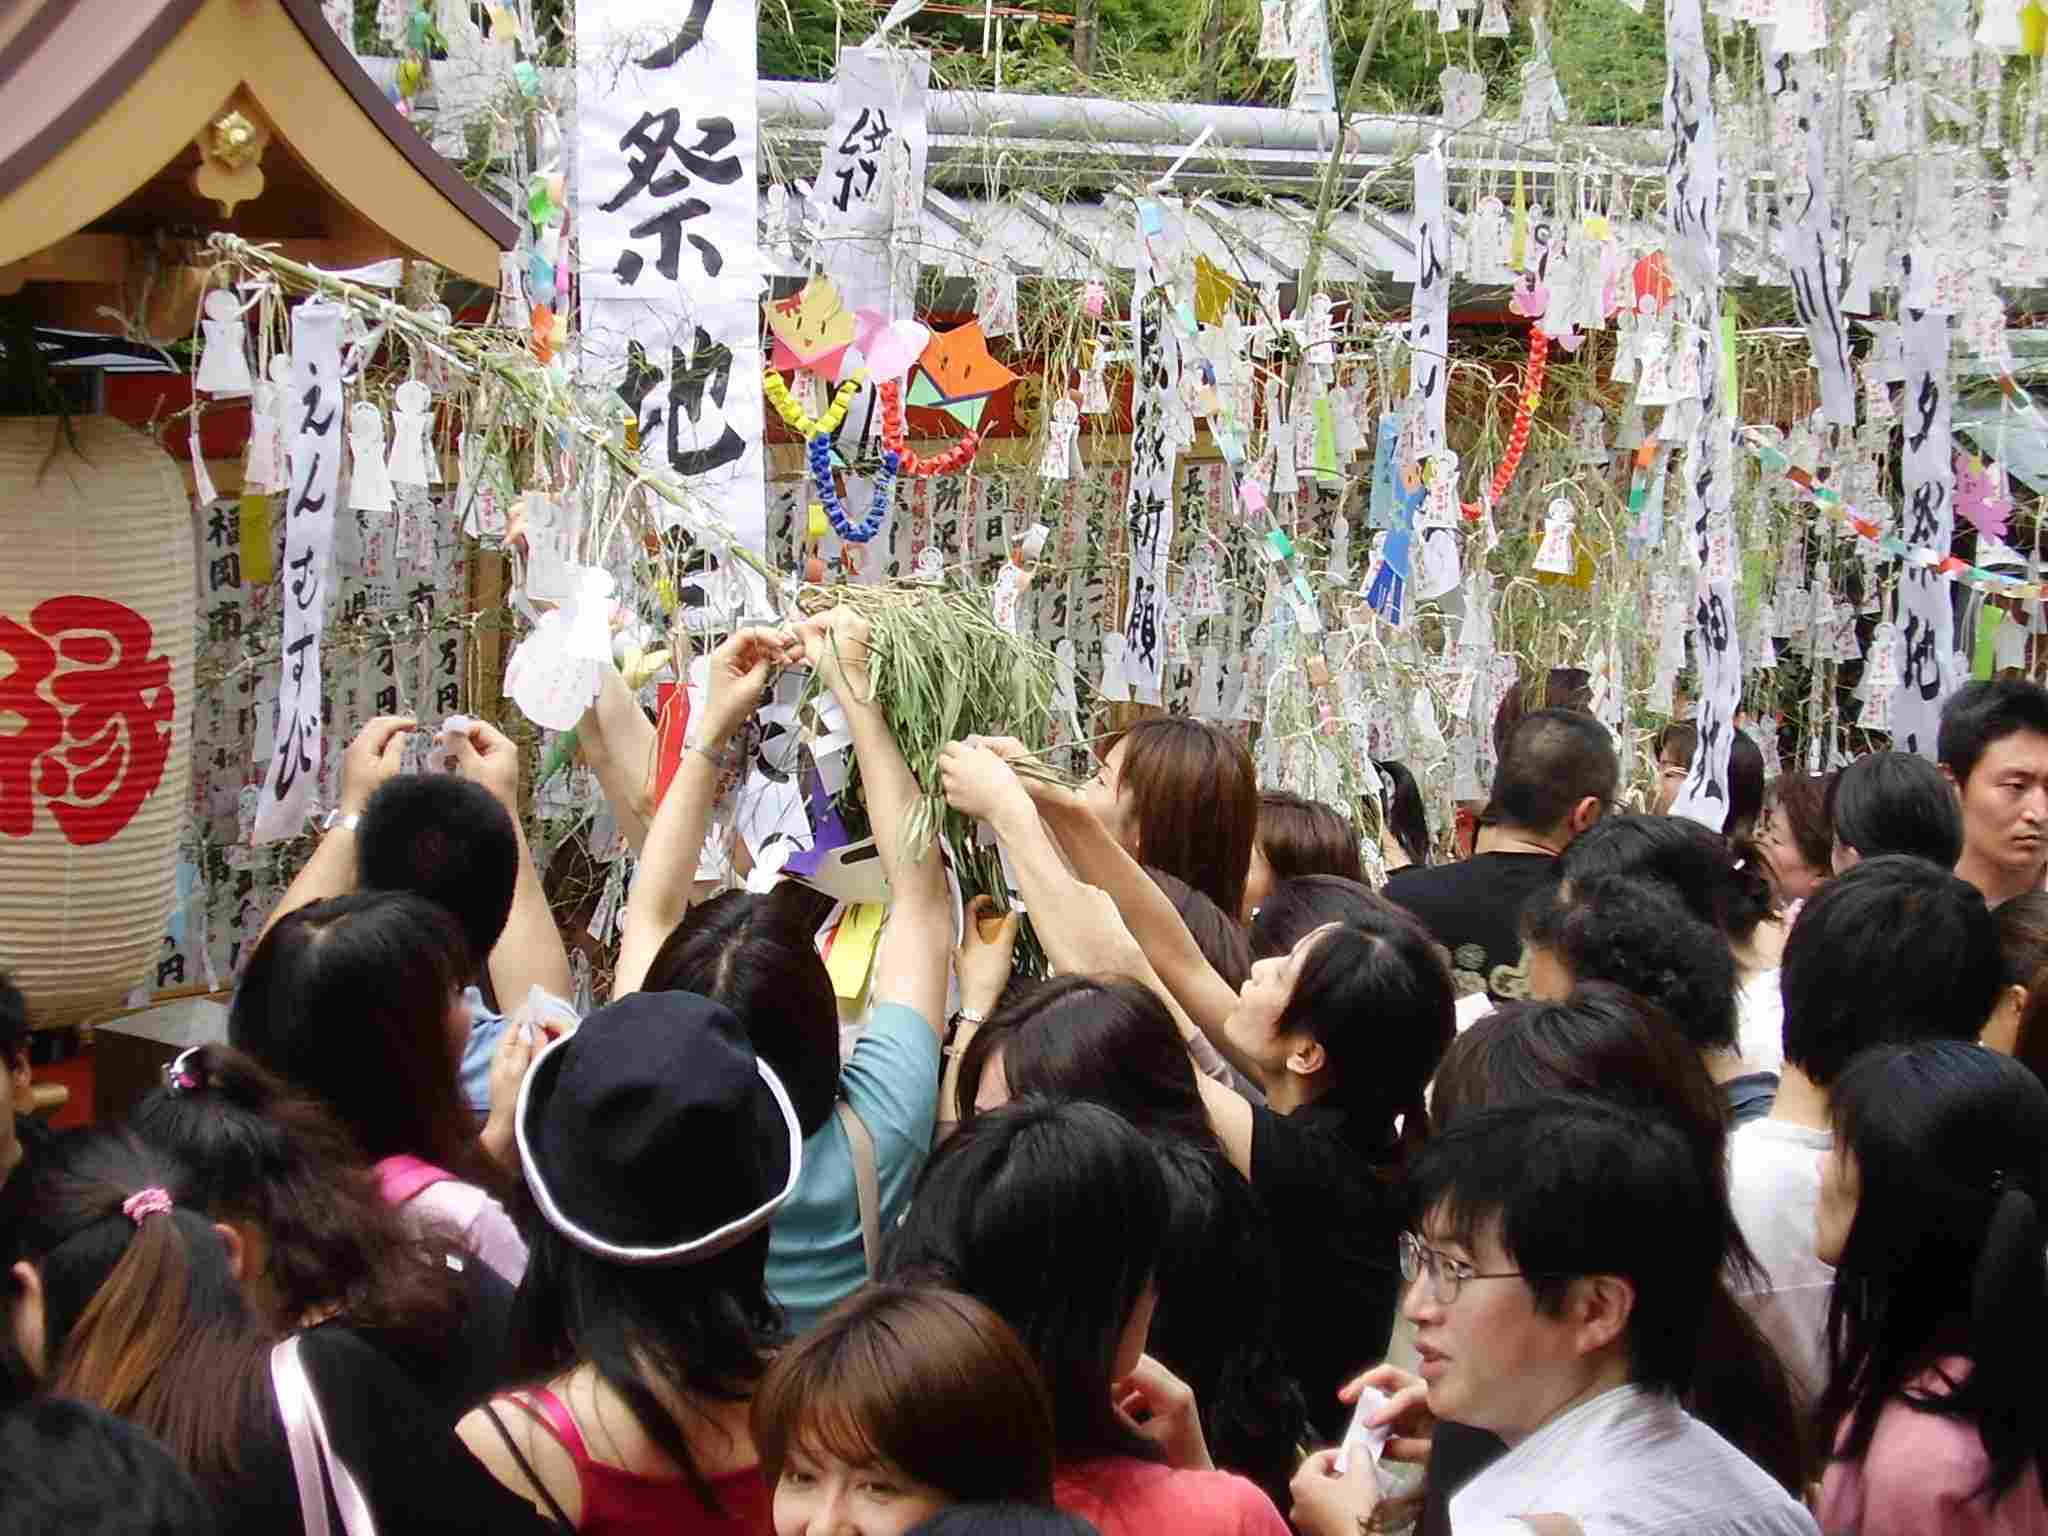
[1290, 1098, 1817, 1535]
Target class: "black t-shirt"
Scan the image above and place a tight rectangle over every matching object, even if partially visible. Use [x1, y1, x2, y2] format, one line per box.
[1383, 852, 1559, 1003]
[222, 1326, 556, 1536]
[1248, 1102, 1403, 1441]
[346, 1251, 518, 1424]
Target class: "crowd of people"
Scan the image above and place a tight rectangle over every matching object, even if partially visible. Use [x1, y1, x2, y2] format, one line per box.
[7, 623, 2048, 1536]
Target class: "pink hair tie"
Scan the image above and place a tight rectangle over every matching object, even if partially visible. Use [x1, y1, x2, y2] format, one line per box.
[122, 1188, 173, 1225]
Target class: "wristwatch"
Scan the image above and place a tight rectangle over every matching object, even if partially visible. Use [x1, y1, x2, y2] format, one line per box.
[321, 809, 361, 834]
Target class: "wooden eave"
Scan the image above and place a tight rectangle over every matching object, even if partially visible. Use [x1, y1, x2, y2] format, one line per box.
[0, 0, 516, 287]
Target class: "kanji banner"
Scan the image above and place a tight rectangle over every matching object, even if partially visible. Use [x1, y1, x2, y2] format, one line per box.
[577, 0, 767, 601]
[1893, 306, 1957, 760]
[253, 299, 342, 843]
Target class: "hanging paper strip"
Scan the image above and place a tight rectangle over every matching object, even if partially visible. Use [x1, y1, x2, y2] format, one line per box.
[252, 300, 343, 844]
[816, 47, 931, 455]
[1771, 51, 1856, 428]
[576, 0, 767, 607]
[1122, 199, 1185, 705]
[1662, 0, 1740, 831]
[1408, 141, 1451, 456]
[1893, 307, 1958, 759]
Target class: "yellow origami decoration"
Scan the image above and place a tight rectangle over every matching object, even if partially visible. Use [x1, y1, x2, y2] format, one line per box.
[765, 276, 859, 380]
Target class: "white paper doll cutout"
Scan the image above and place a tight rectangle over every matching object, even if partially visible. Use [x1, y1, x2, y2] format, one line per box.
[1479, 0, 1509, 34]
[196, 290, 254, 397]
[1185, 539, 1227, 616]
[1098, 630, 1133, 703]
[245, 373, 281, 490]
[1572, 404, 1611, 464]
[1257, 0, 1292, 58]
[348, 402, 394, 512]
[1080, 354, 1111, 415]
[1533, 498, 1577, 574]
[1441, 65, 1485, 127]
[387, 380, 434, 489]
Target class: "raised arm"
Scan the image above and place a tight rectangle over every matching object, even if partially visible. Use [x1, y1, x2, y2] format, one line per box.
[258, 716, 415, 943]
[1006, 755, 1251, 1073]
[574, 660, 661, 855]
[450, 719, 574, 1008]
[613, 625, 797, 998]
[936, 739, 1248, 1092]
[800, 608, 951, 1033]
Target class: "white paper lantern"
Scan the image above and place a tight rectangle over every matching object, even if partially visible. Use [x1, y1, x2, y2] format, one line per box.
[0, 416, 195, 1026]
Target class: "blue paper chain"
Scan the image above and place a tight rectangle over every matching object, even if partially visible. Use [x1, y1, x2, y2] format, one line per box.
[808, 433, 897, 544]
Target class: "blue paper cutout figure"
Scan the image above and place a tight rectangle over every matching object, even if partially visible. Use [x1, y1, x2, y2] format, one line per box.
[1363, 452, 1427, 626]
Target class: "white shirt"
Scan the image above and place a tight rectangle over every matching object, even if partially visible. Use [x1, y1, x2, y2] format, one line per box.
[1734, 970, 1785, 1074]
[1726, 1117, 1833, 1404]
[1449, 1384, 1817, 1536]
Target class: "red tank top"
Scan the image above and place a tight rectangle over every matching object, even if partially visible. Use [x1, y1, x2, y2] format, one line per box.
[508, 1387, 773, 1535]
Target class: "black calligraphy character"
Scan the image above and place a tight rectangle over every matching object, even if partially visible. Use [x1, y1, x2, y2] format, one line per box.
[603, 111, 742, 211]
[157, 942, 185, 991]
[1907, 479, 1945, 547]
[667, 328, 746, 478]
[607, 116, 742, 285]
[1902, 615, 1943, 701]
[288, 546, 320, 613]
[636, 0, 715, 68]
[206, 602, 241, 644]
[297, 377, 333, 438]
[207, 507, 234, 548]
[376, 684, 399, 714]
[1695, 716, 1728, 803]
[291, 451, 327, 519]
[832, 107, 893, 213]
[1702, 592, 1731, 654]
[272, 704, 315, 800]
[1418, 223, 1445, 290]
[209, 554, 242, 593]
[1908, 369, 1941, 456]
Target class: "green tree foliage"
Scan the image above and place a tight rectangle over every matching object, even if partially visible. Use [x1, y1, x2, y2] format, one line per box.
[758, 0, 1665, 126]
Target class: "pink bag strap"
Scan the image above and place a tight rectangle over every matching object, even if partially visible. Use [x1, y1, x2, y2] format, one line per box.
[271, 1335, 378, 1536]
[372, 1155, 454, 1207]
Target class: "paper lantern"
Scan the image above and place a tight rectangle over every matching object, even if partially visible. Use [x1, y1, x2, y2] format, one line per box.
[0, 416, 194, 1026]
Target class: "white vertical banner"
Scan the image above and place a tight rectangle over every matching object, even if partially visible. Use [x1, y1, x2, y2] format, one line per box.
[1893, 306, 1956, 759]
[1124, 198, 1185, 706]
[1770, 50, 1855, 428]
[817, 49, 930, 319]
[1408, 140, 1451, 455]
[577, 0, 766, 597]
[816, 47, 931, 457]
[1662, 0, 1722, 300]
[252, 300, 343, 844]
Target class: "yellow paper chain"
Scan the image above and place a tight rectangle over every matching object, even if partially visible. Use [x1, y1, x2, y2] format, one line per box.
[763, 369, 866, 438]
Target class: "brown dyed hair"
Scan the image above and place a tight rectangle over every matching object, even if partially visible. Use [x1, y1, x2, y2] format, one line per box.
[1257, 791, 1364, 885]
[1145, 867, 1250, 991]
[1113, 717, 1258, 920]
[1997, 893, 2048, 1091]
[128, 1044, 468, 1364]
[1763, 772, 1836, 885]
[0, 1128, 271, 1493]
[751, 1285, 1056, 1504]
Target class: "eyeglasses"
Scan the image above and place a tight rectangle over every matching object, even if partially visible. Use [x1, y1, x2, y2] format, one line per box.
[1398, 1231, 1543, 1305]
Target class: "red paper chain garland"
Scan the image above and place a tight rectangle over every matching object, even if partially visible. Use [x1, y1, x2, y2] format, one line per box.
[1462, 328, 1548, 522]
[878, 379, 981, 477]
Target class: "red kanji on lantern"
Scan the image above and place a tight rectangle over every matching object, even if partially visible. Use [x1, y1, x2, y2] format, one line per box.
[0, 595, 174, 846]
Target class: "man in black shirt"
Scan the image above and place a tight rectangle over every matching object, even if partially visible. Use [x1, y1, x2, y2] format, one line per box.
[1384, 708, 1617, 1004]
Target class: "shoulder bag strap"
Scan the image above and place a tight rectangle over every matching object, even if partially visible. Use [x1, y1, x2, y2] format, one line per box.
[479, 1400, 577, 1533]
[270, 1335, 378, 1536]
[835, 1100, 882, 1279]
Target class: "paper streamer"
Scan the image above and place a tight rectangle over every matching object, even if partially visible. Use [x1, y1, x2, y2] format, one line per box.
[1893, 307, 1958, 759]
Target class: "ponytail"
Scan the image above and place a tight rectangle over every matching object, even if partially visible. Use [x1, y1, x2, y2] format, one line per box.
[1962, 1183, 2048, 1504]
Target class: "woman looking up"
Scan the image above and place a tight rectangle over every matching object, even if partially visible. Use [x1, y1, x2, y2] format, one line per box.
[1082, 716, 1259, 923]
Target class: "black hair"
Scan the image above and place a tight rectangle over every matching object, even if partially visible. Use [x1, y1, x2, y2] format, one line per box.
[1821, 1042, 2048, 1507]
[1274, 908, 1455, 1163]
[127, 1044, 471, 1388]
[1371, 758, 1430, 868]
[1725, 731, 1765, 843]
[1519, 876, 1739, 1053]
[639, 886, 841, 1137]
[880, 1099, 1171, 1465]
[0, 1396, 217, 1536]
[1411, 1096, 1726, 1399]
[1827, 751, 1965, 869]
[0, 971, 27, 1068]
[1426, 987, 1808, 1491]
[1780, 856, 1998, 1086]
[1939, 678, 2048, 785]
[1256, 792, 1363, 885]
[227, 893, 491, 1185]
[906, 1507, 1100, 1536]
[957, 976, 1213, 1149]
[1653, 722, 1698, 768]
[355, 773, 520, 977]
[1247, 875, 1388, 962]
[1484, 708, 1619, 836]
[0, 1129, 272, 1492]
[506, 1218, 780, 1518]
[1558, 813, 1773, 944]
